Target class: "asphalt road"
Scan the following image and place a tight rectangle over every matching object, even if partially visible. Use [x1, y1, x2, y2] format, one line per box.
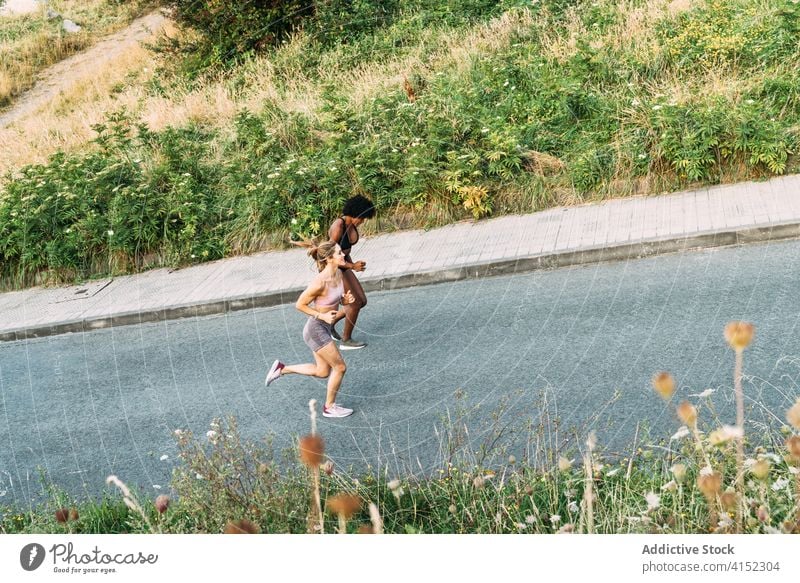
[3, 238, 800, 507]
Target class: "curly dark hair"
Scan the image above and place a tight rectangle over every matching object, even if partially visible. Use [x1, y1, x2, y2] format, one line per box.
[342, 195, 376, 220]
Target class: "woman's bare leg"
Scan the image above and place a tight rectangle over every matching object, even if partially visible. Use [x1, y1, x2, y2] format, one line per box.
[338, 269, 367, 341]
[314, 342, 347, 407]
[282, 351, 331, 379]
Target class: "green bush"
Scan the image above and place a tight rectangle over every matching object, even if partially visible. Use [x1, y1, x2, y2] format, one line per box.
[167, 0, 314, 68]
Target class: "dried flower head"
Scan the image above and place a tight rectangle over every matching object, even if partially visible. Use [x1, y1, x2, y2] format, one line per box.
[223, 519, 261, 534]
[448, 504, 457, 514]
[68, 508, 79, 522]
[357, 524, 374, 534]
[55, 508, 69, 524]
[645, 492, 660, 512]
[508, 455, 517, 465]
[697, 471, 722, 498]
[677, 401, 697, 427]
[473, 476, 485, 489]
[786, 435, 800, 460]
[387, 479, 401, 491]
[670, 463, 687, 483]
[720, 491, 737, 512]
[327, 494, 361, 519]
[155, 495, 170, 514]
[708, 425, 743, 446]
[322, 460, 334, 476]
[787, 398, 800, 431]
[750, 459, 771, 480]
[652, 372, 676, 400]
[298, 434, 325, 467]
[724, 321, 754, 351]
[757, 505, 769, 523]
[558, 457, 573, 472]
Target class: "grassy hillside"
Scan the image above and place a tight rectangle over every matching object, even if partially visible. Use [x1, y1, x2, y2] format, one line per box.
[1, 0, 799, 288]
[0, 0, 158, 108]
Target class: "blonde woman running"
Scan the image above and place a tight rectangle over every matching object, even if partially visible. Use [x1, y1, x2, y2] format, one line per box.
[265, 240, 356, 418]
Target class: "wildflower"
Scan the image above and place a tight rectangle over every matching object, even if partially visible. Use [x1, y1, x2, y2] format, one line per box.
[661, 480, 677, 492]
[708, 425, 743, 446]
[786, 435, 800, 460]
[677, 401, 697, 427]
[690, 388, 715, 398]
[652, 372, 676, 399]
[750, 459, 770, 480]
[724, 321, 754, 351]
[525, 515, 536, 524]
[671, 426, 690, 441]
[786, 398, 800, 430]
[223, 519, 260, 534]
[107, 230, 114, 237]
[550, 514, 561, 525]
[720, 491, 737, 512]
[449, 504, 457, 514]
[645, 492, 660, 512]
[387, 479, 401, 491]
[327, 494, 361, 519]
[772, 478, 790, 492]
[671, 463, 687, 483]
[697, 471, 722, 498]
[508, 455, 516, 465]
[652, 105, 662, 110]
[155, 495, 170, 514]
[298, 434, 325, 467]
[206, 430, 218, 443]
[568, 500, 579, 513]
[558, 457, 573, 471]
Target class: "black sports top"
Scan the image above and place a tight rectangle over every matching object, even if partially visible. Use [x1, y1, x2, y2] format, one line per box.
[336, 217, 358, 253]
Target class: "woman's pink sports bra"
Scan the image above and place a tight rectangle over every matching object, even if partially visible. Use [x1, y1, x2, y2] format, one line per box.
[315, 278, 344, 307]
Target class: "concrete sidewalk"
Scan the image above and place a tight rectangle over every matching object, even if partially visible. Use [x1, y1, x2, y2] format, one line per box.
[2, 174, 800, 342]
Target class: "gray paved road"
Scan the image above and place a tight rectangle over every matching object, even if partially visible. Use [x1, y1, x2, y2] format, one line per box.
[3, 239, 800, 506]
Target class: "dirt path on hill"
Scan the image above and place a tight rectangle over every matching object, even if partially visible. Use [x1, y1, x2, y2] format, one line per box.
[0, 10, 166, 128]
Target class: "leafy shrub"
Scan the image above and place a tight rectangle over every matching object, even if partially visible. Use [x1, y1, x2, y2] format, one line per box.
[167, 0, 314, 67]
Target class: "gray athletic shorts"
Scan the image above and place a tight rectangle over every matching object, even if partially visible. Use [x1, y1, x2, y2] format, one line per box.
[303, 317, 334, 352]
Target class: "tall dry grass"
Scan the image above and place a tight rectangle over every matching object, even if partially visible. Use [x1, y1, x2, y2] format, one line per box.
[0, 0, 157, 108]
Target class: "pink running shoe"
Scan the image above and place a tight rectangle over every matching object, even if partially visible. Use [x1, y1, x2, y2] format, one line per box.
[265, 360, 284, 386]
[322, 403, 354, 418]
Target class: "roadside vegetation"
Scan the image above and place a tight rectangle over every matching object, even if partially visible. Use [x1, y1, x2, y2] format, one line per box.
[1, 0, 799, 290]
[0, 0, 158, 108]
[2, 322, 800, 534]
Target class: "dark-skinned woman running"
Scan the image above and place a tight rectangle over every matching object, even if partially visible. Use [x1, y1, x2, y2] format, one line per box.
[328, 195, 376, 350]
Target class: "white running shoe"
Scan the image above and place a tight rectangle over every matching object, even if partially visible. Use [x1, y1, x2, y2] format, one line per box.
[339, 339, 367, 350]
[265, 360, 284, 386]
[322, 403, 354, 418]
